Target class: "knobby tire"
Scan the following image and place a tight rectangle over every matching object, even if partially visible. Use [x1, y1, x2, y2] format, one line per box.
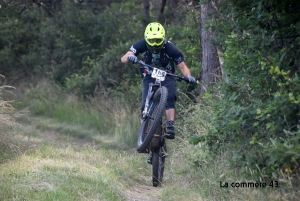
[152, 144, 167, 187]
[137, 86, 168, 152]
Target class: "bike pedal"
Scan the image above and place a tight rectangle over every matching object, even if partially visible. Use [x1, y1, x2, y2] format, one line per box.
[164, 133, 175, 139]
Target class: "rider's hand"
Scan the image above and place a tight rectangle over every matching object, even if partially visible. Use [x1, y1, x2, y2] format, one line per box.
[128, 55, 137, 64]
[187, 76, 196, 83]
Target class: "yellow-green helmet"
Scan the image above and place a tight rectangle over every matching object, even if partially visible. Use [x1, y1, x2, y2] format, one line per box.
[144, 22, 165, 54]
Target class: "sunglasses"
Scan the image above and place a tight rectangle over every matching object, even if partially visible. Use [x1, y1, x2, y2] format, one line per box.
[148, 38, 163, 44]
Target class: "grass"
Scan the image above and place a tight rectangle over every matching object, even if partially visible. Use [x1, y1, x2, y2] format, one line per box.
[0, 75, 21, 164]
[15, 80, 140, 149]
[1, 79, 299, 201]
[1, 131, 289, 201]
[0, 145, 125, 200]
[0, 114, 155, 200]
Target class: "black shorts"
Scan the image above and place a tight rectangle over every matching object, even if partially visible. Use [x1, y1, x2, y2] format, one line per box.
[141, 76, 177, 111]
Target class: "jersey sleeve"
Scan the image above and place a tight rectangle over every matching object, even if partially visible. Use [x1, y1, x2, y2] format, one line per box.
[166, 41, 184, 65]
[129, 39, 147, 56]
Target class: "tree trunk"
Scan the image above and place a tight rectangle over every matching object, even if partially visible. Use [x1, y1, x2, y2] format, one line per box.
[157, 0, 167, 22]
[169, 0, 178, 10]
[143, 0, 150, 28]
[200, 1, 221, 95]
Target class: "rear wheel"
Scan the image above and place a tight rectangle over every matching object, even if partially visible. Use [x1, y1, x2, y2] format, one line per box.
[137, 87, 168, 152]
[152, 143, 167, 187]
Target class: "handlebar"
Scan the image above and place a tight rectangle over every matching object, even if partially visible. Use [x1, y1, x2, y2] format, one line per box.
[136, 60, 199, 84]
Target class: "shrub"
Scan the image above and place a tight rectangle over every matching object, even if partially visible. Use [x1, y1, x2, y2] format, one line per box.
[205, 0, 300, 180]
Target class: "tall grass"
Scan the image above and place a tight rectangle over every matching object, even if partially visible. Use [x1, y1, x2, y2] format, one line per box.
[0, 75, 16, 132]
[0, 75, 20, 163]
[16, 80, 140, 149]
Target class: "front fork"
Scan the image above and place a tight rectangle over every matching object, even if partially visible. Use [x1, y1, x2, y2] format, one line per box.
[142, 83, 153, 119]
[142, 83, 159, 119]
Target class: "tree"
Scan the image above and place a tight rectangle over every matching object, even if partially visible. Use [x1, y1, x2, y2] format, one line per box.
[143, 0, 150, 27]
[199, 1, 221, 95]
[170, 0, 178, 10]
[157, 0, 166, 22]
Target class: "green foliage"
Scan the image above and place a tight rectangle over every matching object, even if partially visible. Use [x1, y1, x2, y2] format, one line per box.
[45, 1, 143, 98]
[166, 7, 202, 95]
[0, 2, 43, 77]
[0, 1, 143, 91]
[0, 0, 201, 103]
[198, 0, 300, 181]
[65, 42, 142, 98]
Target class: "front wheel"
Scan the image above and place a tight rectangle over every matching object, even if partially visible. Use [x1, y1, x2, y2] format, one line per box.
[137, 86, 168, 152]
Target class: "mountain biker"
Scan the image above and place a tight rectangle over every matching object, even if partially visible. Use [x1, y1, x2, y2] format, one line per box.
[121, 22, 196, 140]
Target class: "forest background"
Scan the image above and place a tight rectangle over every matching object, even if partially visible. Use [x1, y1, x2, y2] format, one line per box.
[0, 0, 299, 200]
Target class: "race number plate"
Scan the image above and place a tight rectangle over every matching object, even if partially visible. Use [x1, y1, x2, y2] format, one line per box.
[151, 68, 167, 81]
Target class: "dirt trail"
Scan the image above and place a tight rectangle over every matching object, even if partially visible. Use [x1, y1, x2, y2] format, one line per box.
[122, 184, 161, 201]
[28, 122, 162, 201]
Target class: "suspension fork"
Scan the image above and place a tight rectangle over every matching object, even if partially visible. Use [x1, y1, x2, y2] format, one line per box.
[142, 81, 161, 119]
[142, 83, 154, 119]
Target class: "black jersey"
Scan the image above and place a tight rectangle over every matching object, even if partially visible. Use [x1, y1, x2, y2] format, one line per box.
[129, 39, 184, 77]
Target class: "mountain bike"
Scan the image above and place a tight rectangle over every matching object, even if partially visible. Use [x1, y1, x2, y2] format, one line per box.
[135, 60, 198, 187]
